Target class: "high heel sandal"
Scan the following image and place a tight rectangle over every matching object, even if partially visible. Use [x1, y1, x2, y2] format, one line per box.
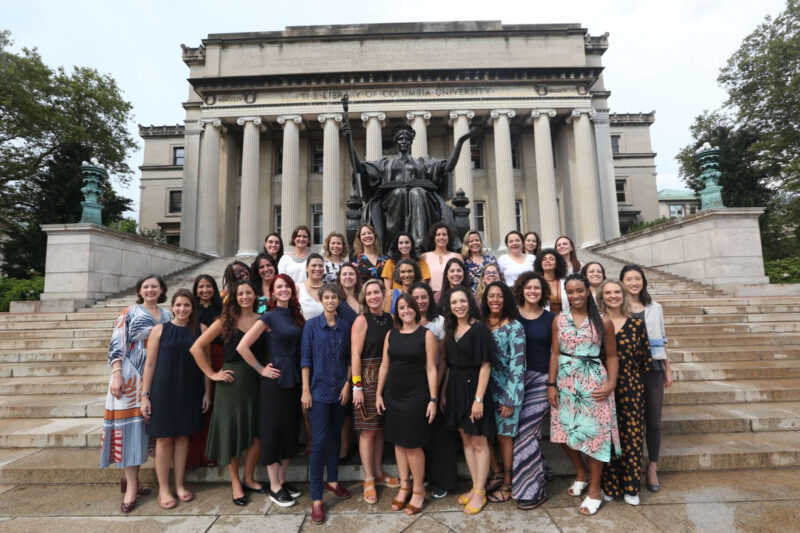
[391, 480, 411, 511]
[463, 489, 487, 515]
[566, 478, 590, 497]
[458, 486, 476, 506]
[404, 490, 425, 515]
[120, 476, 151, 496]
[363, 477, 378, 504]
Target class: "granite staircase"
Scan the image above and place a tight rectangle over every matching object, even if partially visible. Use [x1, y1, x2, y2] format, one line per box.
[1, 253, 799, 485]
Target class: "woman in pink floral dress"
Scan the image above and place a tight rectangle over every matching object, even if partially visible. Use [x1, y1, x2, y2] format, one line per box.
[547, 274, 619, 516]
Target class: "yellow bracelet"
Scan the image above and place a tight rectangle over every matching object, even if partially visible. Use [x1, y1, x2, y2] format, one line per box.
[351, 375, 362, 385]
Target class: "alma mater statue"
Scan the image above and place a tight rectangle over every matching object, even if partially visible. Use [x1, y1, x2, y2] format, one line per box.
[341, 97, 477, 255]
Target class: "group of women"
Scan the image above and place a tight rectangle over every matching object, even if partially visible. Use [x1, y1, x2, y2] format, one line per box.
[99, 222, 673, 521]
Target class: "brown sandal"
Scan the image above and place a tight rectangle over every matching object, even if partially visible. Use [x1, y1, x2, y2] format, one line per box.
[363, 478, 378, 504]
[405, 489, 425, 515]
[487, 482, 512, 503]
[376, 471, 400, 488]
[391, 481, 411, 511]
[486, 471, 504, 492]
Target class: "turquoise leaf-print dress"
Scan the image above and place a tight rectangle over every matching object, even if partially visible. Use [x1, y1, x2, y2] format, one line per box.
[489, 320, 526, 437]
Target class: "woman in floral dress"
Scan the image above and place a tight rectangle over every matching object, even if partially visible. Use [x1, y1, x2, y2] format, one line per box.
[481, 281, 526, 503]
[547, 273, 619, 516]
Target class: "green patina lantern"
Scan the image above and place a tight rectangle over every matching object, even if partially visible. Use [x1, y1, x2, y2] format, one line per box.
[79, 159, 105, 225]
[694, 142, 725, 210]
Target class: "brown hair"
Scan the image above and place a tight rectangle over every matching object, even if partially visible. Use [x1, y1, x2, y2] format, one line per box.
[323, 231, 349, 261]
[290, 225, 311, 247]
[352, 224, 382, 256]
[220, 280, 258, 343]
[513, 271, 550, 309]
[135, 274, 167, 304]
[392, 292, 421, 328]
[171, 288, 200, 336]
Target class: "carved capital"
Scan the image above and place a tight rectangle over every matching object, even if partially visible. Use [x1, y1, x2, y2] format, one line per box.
[530, 109, 557, 120]
[448, 109, 475, 125]
[237, 116, 266, 131]
[406, 110, 431, 124]
[317, 113, 343, 124]
[360, 111, 386, 125]
[277, 114, 303, 128]
[200, 118, 227, 134]
[489, 109, 516, 124]
[571, 108, 596, 118]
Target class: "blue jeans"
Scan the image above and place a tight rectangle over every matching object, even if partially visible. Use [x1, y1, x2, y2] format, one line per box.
[308, 401, 348, 501]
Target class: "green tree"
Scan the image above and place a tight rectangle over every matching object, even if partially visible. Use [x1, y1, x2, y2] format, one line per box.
[719, 0, 800, 192]
[0, 31, 136, 277]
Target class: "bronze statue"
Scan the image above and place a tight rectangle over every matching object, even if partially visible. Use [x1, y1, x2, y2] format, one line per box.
[341, 96, 476, 255]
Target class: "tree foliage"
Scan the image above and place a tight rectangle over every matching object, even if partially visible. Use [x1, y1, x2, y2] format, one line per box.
[0, 31, 136, 277]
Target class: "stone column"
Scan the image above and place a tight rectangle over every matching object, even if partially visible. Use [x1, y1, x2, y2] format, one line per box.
[197, 118, 225, 256]
[570, 108, 603, 247]
[277, 114, 303, 244]
[531, 109, 560, 248]
[236, 116, 264, 257]
[592, 111, 621, 239]
[490, 109, 517, 246]
[180, 124, 202, 250]
[361, 112, 386, 161]
[449, 109, 475, 209]
[406, 110, 431, 157]
[319, 113, 343, 237]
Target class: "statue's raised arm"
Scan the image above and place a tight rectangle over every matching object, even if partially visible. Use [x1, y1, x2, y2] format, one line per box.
[340, 95, 364, 177]
[443, 127, 479, 174]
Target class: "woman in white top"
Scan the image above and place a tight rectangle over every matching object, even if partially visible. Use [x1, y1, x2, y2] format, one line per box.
[296, 253, 325, 320]
[421, 222, 460, 303]
[278, 225, 311, 285]
[497, 231, 535, 289]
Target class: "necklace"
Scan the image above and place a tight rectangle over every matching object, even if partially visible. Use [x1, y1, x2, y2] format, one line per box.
[487, 317, 503, 328]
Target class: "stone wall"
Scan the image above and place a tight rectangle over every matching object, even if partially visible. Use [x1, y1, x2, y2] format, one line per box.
[34, 224, 210, 311]
[591, 208, 770, 290]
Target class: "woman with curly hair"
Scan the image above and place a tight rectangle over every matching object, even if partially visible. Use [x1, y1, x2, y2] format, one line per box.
[190, 279, 266, 507]
[475, 263, 505, 304]
[382, 232, 431, 292]
[238, 274, 306, 507]
[221, 260, 251, 303]
[534, 249, 569, 314]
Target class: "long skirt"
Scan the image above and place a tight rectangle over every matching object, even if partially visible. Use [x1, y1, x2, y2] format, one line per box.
[511, 370, 549, 502]
[187, 343, 224, 466]
[99, 358, 151, 468]
[206, 360, 260, 465]
[550, 354, 620, 463]
[354, 359, 383, 431]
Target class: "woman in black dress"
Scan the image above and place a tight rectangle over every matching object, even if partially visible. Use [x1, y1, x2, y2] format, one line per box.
[190, 280, 267, 507]
[376, 294, 438, 515]
[238, 274, 306, 508]
[351, 278, 400, 504]
[441, 286, 495, 516]
[141, 289, 208, 508]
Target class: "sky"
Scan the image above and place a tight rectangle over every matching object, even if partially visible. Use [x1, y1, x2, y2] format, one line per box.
[3, 0, 788, 219]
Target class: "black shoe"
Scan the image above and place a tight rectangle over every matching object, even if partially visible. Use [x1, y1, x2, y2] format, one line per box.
[432, 485, 448, 499]
[243, 484, 269, 494]
[282, 482, 301, 499]
[646, 481, 661, 492]
[232, 494, 248, 507]
[269, 487, 296, 507]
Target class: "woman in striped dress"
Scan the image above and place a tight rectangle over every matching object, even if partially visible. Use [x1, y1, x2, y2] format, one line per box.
[100, 274, 172, 513]
[511, 272, 556, 509]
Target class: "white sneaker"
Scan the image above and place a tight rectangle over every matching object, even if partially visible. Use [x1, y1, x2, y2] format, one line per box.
[603, 493, 614, 502]
[624, 494, 640, 506]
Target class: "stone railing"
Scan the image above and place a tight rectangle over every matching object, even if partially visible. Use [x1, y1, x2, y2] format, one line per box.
[25, 224, 211, 312]
[591, 208, 770, 291]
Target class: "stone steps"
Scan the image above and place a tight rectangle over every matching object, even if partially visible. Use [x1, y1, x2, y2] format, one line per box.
[0, 361, 108, 378]
[0, 328, 110, 340]
[0, 418, 103, 448]
[0, 348, 107, 363]
[0, 312, 118, 323]
[669, 333, 800, 348]
[0, 319, 115, 331]
[0, 376, 108, 395]
[0, 338, 107, 351]
[0, 394, 104, 419]
[671, 361, 800, 381]
[662, 401, 800, 434]
[664, 378, 800, 405]
[671, 346, 800, 363]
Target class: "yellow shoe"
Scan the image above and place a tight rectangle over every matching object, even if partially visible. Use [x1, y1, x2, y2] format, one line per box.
[458, 486, 475, 506]
[464, 490, 487, 515]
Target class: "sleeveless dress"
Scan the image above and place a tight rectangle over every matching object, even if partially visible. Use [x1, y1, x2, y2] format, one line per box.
[384, 327, 431, 448]
[354, 311, 393, 431]
[188, 304, 223, 467]
[205, 328, 266, 465]
[550, 311, 620, 462]
[147, 322, 204, 438]
[489, 321, 526, 437]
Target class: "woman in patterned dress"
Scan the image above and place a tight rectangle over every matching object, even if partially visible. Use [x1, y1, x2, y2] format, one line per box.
[351, 224, 388, 284]
[100, 274, 172, 513]
[462, 230, 497, 293]
[481, 281, 526, 503]
[597, 279, 651, 506]
[547, 273, 620, 516]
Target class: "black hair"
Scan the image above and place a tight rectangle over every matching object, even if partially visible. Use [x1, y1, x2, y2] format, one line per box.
[480, 281, 518, 323]
[512, 271, 550, 309]
[580, 261, 607, 283]
[426, 222, 456, 252]
[263, 232, 284, 262]
[564, 273, 605, 350]
[393, 258, 422, 287]
[534, 248, 568, 280]
[135, 273, 167, 304]
[441, 286, 482, 342]
[222, 260, 251, 292]
[251, 253, 278, 296]
[523, 231, 542, 256]
[409, 282, 438, 322]
[440, 257, 469, 296]
[192, 274, 222, 314]
[220, 279, 258, 343]
[619, 264, 653, 306]
[389, 232, 420, 263]
[505, 230, 524, 247]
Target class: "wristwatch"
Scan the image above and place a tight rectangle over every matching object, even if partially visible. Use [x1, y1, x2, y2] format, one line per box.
[141, 391, 151, 397]
[474, 396, 482, 403]
[429, 397, 439, 404]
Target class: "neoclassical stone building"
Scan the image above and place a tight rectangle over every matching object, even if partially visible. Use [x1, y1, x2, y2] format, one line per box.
[138, 21, 659, 256]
